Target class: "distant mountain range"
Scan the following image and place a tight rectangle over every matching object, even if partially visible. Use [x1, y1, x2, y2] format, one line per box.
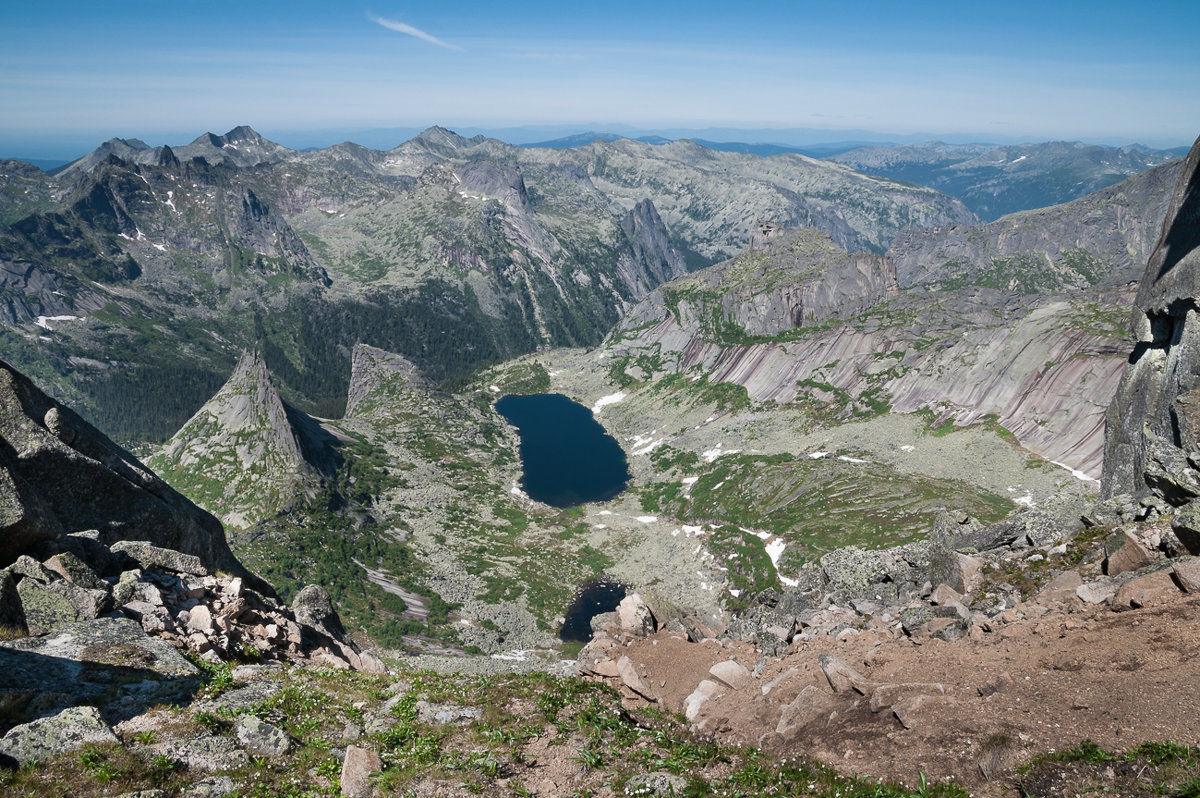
[0, 125, 973, 444]
[830, 140, 1187, 221]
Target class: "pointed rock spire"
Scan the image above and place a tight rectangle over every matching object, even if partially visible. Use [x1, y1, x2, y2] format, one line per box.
[148, 351, 315, 529]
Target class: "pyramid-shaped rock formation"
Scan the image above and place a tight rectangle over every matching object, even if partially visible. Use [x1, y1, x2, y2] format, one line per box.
[148, 351, 316, 529]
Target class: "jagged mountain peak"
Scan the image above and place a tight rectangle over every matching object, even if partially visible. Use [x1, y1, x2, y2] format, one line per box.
[147, 351, 316, 529]
[222, 124, 265, 144]
[409, 125, 488, 155]
[190, 125, 273, 151]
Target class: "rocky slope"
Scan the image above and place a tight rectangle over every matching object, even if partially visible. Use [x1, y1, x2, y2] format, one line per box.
[603, 226, 1130, 480]
[577, 498, 1200, 797]
[888, 158, 1183, 291]
[586, 158, 1187, 483]
[6, 129, 1200, 791]
[831, 140, 1184, 221]
[0, 357, 240, 575]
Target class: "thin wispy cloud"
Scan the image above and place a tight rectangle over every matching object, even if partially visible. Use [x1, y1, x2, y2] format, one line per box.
[368, 14, 461, 51]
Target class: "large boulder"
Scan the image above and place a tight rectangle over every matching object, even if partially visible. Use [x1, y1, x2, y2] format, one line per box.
[0, 706, 118, 767]
[1103, 134, 1200, 505]
[0, 359, 242, 575]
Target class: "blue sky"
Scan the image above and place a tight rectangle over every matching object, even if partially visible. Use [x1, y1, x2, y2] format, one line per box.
[2, 1, 1198, 158]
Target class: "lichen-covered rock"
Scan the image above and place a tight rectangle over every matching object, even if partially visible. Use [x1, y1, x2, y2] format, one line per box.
[0, 705, 117, 766]
[0, 617, 199, 713]
[820, 546, 894, 598]
[15, 578, 103, 634]
[291, 584, 344, 640]
[181, 778, 236, 798]
[110, 540, 207, 576]
[149, 735, 249, 772]
[415, 701, 483, 725]
[235, 716, 291, 756]
[42, 550, 106, 589]
[624, 772, 690, 797]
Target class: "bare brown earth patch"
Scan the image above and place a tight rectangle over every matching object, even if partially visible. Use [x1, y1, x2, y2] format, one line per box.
[590, 591, 1200, 796]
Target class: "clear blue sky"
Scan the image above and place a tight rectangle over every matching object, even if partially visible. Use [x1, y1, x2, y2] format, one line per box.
[2, 0, 1198, 158]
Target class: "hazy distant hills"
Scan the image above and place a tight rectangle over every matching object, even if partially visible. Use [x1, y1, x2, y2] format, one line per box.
[830, 140, 1186, 221]
[0, 125, 975, 444]
[519, 134, 1185, 221]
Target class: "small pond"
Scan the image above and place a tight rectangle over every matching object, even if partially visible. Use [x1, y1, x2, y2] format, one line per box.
[494, 393, 631, 507]
[560, 578, 627, 642]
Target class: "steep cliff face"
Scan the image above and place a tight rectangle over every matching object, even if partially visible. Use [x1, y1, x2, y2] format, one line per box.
[608, 217, 1136, 478]
[616, 199, 689, 296]
[1103, 135, 1200, 503]
[344, 343, 432, 419]
[0, 359, 238, 572]
[147, 351, 320, 529]
[620, 228, 897, 340]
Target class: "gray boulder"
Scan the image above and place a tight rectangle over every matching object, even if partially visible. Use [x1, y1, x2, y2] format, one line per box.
[235, 716, 291, 756]
[15, 578, 104, 634]
[291, 584, 345, 641]
[0, 705, 117, 766]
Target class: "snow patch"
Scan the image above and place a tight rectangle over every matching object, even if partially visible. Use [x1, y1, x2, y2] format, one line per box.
[838, 455, 867, 464]
[728, 588, 741, 598]
[702, 443, 739, 463]
[164, 190, 177, 212]
[34, 315, 81, 330]
[764, 539, 787, 567]
[592, 392, 626, 415]
[488, 385, 501, 393]
[1014, 494, 1036, 508]
[1049, 459, 1100, 484]
[490, 650, 531, 662]
[636, 515, 657, 524]
[808, 451, 829, 459]
[631, 435, 665, 456]
[598, 510, 613, 516]
[900, 445, 915, 452]
[152, 243, 166, 252]
[681, 525, 705, 537]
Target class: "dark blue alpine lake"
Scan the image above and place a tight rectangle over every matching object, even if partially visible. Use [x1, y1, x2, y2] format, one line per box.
[494, 393, 631, 507]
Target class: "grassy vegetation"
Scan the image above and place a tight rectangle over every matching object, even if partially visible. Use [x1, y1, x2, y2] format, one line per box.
[1019, 739, 1200, 798]
[640, 452, 1015, 565]
[0, 667, 975, 798]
